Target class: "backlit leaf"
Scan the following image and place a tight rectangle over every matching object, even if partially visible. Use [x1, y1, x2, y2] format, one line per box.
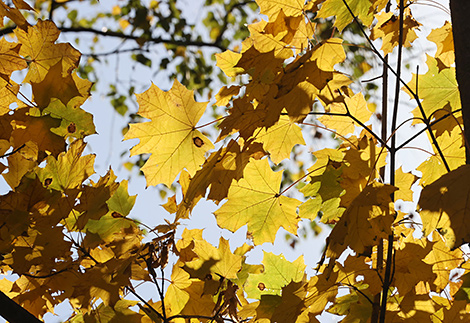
[214, 158, 301, 245]
[124, 80, 214, 187]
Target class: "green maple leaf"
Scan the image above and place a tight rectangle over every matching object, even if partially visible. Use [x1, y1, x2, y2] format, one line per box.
[214, 158, 301, 245]
[245, 252, 305, 299]
[406, 55, 460, 118]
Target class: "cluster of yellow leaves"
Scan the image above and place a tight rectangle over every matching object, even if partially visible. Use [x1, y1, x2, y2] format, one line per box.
[3, 0, 470, 322]
[0, 2, 155, 322]
[120, 0, 470, 321]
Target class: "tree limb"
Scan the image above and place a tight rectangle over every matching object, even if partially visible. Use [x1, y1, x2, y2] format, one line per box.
[0, 25, 227, 51]
[0, 291, 43, 323]
[450, 0, 470, 163]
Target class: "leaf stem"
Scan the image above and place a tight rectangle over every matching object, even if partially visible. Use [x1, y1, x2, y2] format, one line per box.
[195, 116, 227, 130]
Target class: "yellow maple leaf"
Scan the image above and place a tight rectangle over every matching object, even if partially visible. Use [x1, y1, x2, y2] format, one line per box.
[395, 167, 418, 202]
[392, 232, 435, 296]
[317, 0, 375, 32]
[326, 182, 396, 261]
[124, 80, 214, 187]
[0, 1, 29, 29]
[215, 85, 241, 107]
[0, 38, 27, 75]
[424, 231, 463, 292]
[254, 115, 305, 164]
[427, 21, 454, 68]
[0, 77, 21, 116]
[245, 252, 305, 299]
[419, 164, 470, 250]
[215, 50, 243, 77]
[177, 140, 266, 219]
[165, 263, 191, 315]
[214, 158, 301, 245]
[417, 126, 465, 187]
[319, 93, 373, 136]
[3, 141, 37, 189]
[11, 108, 66, 160]
[256, 0, 308, 21]
[36, 139, 95, 191]
[249, 11, 314, 59]
[311, 38, 346, 71]
[370, 9, 421, 56]
[15, 20, 81, 83]
[304, 271, 338, 315]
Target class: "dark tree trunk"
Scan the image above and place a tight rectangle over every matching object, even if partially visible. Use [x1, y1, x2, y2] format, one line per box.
[0, 291, 42, 322]
[450, 0, 470, 163]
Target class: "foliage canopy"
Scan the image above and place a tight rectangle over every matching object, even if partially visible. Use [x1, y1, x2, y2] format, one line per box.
[1, 0, 470, 322]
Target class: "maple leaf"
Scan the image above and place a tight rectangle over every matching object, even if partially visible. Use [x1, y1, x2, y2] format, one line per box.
[370, 9, 421, 56]
[163, 263, 191, 315]
[183, 234, 242, 280]
[36, 139, 94, 191]
[0, 38, 27, 75]
[393, 233, 436, 296]
[214, 158, 301, 245]
[245, 252, 305, 299]
[326, 182, 396, 262]
[248, 10, 314, 59]
[419, 164, 470, 250]
[302, 272, 339, 316]
[73, 300, 143, 323]
[0, 77, 21, 116]
[317, 0, 375, 32]
[395, 167, 418, 202]
[215, 50, 243, 78]
[254, 114, 305, 164]
[31, 61, 81, 109]
[106, 180, 136, 217]
[319, 93, 373, 136]
[124, 80, 214, 187]
[215, 85, 241, 107]
[179, 280, 216, 317]
[424, 232, 463, 292]
[68, 169, 119, 232]
[11, 108, 66, 160]
[2, 142, 37, 189]
[405, 55, 460, 119]
[15, 19, 81, 83]
[417, 126, 465, 186]
[177, 140, 266, 219]
[0, 1, 29, 29]
[310, 38, 346, 71]
[44, 99, 96, 139]
[256, 0, 309, 20]
[427, 21, 454, 68]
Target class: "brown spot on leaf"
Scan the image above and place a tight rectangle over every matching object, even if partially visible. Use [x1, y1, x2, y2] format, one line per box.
[44, 178, 52, 186]
[258, 282, 265, 291]
[193, 137, 204, 147]
[111, 212, 123, 218]
[67, 122, 76, 133]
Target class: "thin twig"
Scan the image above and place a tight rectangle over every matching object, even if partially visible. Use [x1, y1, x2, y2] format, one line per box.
[0, 144, 25, 158]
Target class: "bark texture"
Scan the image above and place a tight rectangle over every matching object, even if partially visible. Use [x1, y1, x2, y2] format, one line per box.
[450, 0, 470, 163]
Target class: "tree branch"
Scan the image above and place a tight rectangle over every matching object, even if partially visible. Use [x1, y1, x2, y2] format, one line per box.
[0, 291, 43, 323]
[450, 0, 470, 163]
[0, 25, 227, 51]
